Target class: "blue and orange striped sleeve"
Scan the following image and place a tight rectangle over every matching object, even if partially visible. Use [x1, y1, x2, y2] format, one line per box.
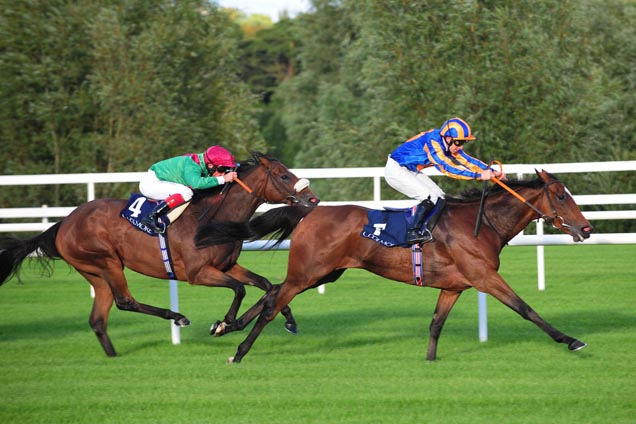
[424, 139, 481, 180]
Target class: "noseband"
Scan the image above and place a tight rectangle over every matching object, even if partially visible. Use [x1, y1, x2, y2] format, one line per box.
[540, 182, 572, 231]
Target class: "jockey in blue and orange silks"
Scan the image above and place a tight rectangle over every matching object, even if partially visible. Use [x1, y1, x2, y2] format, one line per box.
[385, 117, 506, 245]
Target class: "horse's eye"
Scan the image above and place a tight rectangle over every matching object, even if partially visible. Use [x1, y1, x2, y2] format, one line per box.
[281, 174, 290, 180]
[557, 193, 566, 201]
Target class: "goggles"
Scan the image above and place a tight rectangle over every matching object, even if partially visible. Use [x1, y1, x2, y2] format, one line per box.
[215, 166, 235, 174]
[450, 139, 469, 147]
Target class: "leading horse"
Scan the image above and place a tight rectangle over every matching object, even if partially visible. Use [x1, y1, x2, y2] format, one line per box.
[197, 170, 592, 363]
[0, 152, 319, 356]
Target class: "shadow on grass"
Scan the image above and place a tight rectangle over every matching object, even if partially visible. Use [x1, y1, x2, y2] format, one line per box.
[209, 306, 636, 358]
[1, 302, 632, 360]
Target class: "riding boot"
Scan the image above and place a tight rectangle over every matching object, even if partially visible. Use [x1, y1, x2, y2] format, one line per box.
[405, 198, 436, 245]
[420, 197, 447, 244]
[142, 201, 171, 233]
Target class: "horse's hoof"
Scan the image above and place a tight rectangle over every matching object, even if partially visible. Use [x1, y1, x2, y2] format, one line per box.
[569, 340, 587, 351]
[226, 356, 235, 364]
[284, 321, 298, 335]
[175, 316, 191, 326]
[210, 321, 227, 337]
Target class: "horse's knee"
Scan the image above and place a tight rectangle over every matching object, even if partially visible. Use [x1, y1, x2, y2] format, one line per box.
[235, 284, 246, 298]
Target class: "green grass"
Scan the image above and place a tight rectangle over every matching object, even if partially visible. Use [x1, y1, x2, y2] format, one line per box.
[0, 245, 634, 423]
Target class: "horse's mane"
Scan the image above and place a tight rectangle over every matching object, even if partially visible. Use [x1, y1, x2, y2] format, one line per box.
[446, 176, 551, 204]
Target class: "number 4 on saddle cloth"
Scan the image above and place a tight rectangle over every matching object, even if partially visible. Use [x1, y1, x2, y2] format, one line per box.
[120, 193, 180, 236]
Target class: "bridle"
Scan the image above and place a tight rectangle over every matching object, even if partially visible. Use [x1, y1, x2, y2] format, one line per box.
[491, 177, 572, 231]
[197, 158, 310, 222]
[233, 160, 311, 206]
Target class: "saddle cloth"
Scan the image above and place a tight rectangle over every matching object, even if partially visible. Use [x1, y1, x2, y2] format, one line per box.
[120, 193, 170, 237]
[360, 206, 419, 248]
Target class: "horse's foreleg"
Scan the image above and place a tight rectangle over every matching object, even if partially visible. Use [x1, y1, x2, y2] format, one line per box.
[427, 289, 463, 361]
[482, 277, 586, 352]
[230, 282, 301, 364]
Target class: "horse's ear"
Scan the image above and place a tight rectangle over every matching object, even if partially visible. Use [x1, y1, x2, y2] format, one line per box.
[535, 169, 546, 181]
[249, 151, 269, 165]
[536, 169, 556, 183]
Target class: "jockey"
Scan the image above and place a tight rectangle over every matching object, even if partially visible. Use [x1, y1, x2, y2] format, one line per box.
[139, 145, 238, 233]
[384, 117, 506, 245]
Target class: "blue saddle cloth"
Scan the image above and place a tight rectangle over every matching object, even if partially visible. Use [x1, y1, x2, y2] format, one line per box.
[360, 206, 419, 247]
[120, 193, 170, 237]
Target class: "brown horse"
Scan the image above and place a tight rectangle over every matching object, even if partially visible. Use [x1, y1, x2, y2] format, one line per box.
[0, 152, 319, 356]
[197, 170, 593, 363]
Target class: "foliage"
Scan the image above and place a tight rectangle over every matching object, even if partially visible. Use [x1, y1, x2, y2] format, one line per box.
[1, 0, 635, 221]
[0, 0, 263, 205]
[276, 0, 636, 203]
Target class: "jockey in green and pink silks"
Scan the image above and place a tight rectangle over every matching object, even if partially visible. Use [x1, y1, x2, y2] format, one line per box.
[139, 145, 238, 233]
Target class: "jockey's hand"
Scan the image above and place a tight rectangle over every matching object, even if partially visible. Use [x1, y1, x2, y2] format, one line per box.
[493, 169, 507, 180]
[224, 171, 238, 183]
[479, 169, 494, 180]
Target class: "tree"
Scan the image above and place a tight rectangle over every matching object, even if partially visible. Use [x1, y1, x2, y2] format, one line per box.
[0, 0, 264, 206]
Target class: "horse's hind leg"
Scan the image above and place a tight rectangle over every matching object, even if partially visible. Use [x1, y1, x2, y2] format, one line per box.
[81, 272, 118, 356]
[427, 289, 463, 361]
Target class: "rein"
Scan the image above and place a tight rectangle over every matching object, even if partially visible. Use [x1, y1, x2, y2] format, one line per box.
[491, 177, 570, 231]
[196, 183, 232, 222]
[198, 157, 311, 223]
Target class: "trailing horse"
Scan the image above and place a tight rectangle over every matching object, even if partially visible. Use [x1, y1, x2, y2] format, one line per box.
[197, 170, 593, 363]
[0, 152, 319, 356]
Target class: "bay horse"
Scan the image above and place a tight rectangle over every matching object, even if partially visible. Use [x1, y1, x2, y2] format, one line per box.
[0, 152, 319, 357]
[196, 170, 592, 363]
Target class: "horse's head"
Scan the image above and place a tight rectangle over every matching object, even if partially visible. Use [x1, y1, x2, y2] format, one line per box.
[535, 170, 593, 242]
[237, 152, 320, 208]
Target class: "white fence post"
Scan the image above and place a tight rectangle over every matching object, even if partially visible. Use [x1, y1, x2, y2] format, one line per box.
[169, 280, 181, 345]
[536, 221, 545, 291]
[478, 292, 488, 342]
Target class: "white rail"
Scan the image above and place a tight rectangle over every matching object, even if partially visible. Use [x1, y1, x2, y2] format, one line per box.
[2, 161, 636, 345]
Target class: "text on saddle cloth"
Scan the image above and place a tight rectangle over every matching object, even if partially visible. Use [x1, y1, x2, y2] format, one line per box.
[361, 205, 435, 248]
[360, 206, 428, 286]
[120, 193, 171, 237]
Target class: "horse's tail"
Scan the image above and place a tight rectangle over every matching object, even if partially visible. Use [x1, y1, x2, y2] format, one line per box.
[0, 221, 62, 285]
[195, 205, 310, 248]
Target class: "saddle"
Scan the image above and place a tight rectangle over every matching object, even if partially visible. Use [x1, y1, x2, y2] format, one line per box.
[361, 206, 424, 248]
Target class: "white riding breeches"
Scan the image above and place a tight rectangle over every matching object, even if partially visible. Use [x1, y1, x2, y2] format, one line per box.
[384, 156, 445, 203]
[139, 170, 194, 202]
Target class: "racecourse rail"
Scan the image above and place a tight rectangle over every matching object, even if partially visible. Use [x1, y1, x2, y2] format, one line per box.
[2, 161, 636, 344]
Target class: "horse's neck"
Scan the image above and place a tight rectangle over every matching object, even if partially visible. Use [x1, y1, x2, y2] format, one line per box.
[485, 188, 542, 241]
[193, 185, 262, 222]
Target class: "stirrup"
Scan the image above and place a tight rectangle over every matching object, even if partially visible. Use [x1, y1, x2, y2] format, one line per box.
[405, 228, 433, 245]
[142, 216, 166, 234]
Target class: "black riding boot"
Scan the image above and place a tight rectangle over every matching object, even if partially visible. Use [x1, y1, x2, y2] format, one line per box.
[405, 199, 436, 245]
[142, 201, 171, 233]
[421, 197, 446, 243]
